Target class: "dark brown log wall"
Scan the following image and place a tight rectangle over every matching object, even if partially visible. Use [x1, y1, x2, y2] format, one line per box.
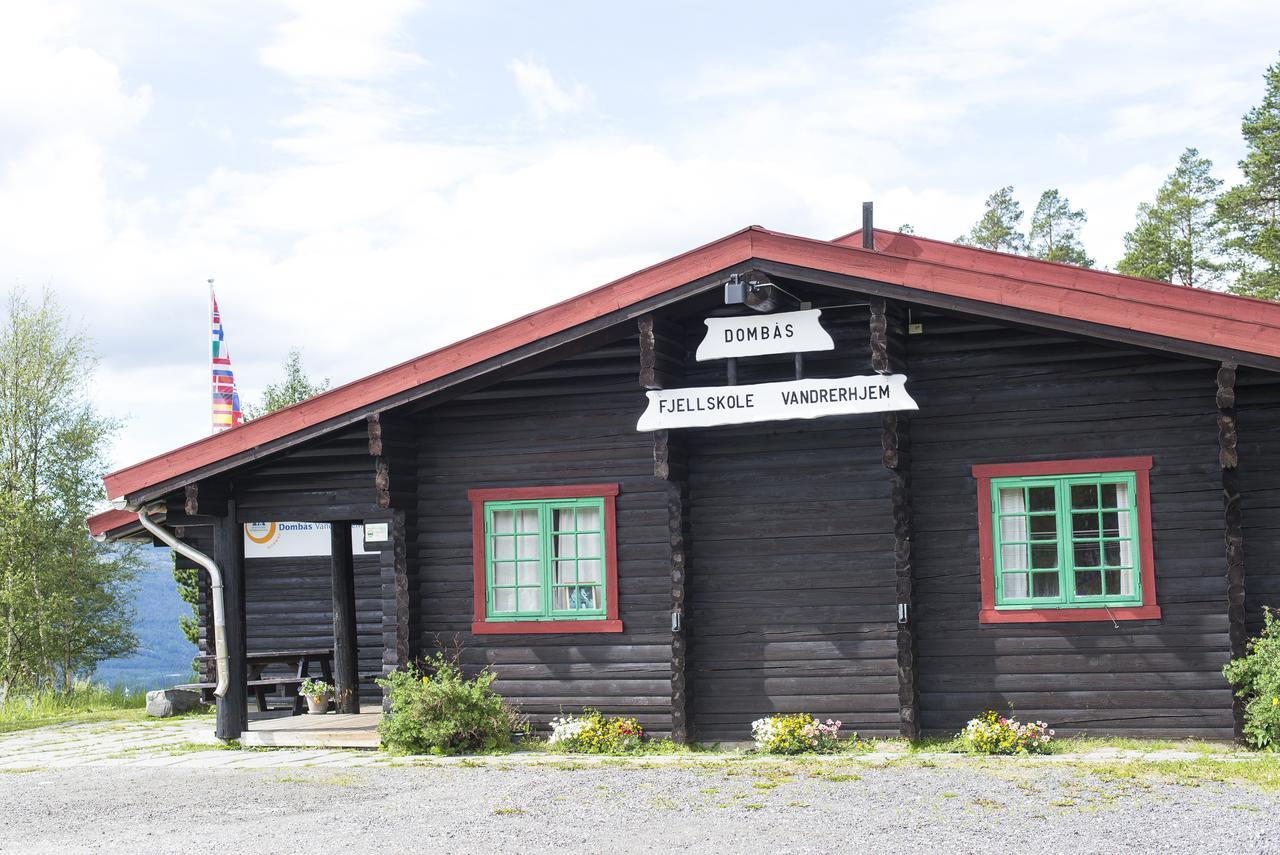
[1236, 368, 1280, 636]
[909, 309, 1235, 738]
[413, 337, 676, 734]
[682, 305, 900, 741]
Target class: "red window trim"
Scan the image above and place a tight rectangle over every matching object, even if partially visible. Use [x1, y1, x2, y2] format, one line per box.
[467, 483, 622, 635]
[972, 456, 1161, 625]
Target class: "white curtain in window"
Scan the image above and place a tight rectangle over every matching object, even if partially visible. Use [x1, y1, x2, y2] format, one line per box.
[1115, 483, 1134, 595]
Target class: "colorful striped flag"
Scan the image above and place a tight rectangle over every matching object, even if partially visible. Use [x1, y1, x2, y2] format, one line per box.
[210, 285, 243, 432]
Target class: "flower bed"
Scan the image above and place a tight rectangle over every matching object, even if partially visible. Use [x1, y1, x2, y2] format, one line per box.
[547, 710, 645, 753]
[751, 714, 845, 754]
[959, 710, 1054, 755]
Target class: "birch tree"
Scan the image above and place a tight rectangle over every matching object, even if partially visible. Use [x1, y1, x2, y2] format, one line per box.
[0, 289, 137, 694]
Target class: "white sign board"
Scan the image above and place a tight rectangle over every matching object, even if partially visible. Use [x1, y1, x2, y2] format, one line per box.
[637, 373, 917, 431]
[696, 309, 834, 361]
[243, 521, 376, 558]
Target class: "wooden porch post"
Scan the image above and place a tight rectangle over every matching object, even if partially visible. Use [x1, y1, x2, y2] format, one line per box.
[331, 522, 361, 714]
[213, 499, 247, 740]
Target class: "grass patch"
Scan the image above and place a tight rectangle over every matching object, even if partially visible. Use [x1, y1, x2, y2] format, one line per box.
[1086, 757, 1280, 791]
[0, 684, 211, 734]
[493, 806, 525, 816]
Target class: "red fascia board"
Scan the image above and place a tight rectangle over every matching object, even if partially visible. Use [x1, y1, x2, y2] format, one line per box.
[87, 508, 138, 537]
[101, 225, 1280, 503]
[760, 230, 1280, 353]
[836, 228, 1280, 328]
[101, 228, 762, 501]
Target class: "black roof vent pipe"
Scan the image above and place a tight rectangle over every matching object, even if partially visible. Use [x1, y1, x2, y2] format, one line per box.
[862, 201, 875, 250]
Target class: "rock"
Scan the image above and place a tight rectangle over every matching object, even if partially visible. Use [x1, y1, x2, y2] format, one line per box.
[146, 688, 204, 717]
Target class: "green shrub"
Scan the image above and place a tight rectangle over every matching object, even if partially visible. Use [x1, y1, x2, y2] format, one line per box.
[1223, 607, 1280, 750]
[959, 710, 1054, 755]
[751, 714, 845, 754]
[376, 655, 522, 755]
[547, 710, 645, 753]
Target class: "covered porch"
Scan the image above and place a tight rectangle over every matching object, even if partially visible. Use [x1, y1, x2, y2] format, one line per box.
[241, 705, 383, 749]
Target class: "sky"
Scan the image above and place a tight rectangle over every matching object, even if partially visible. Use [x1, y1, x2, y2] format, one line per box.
[2, 0, 1279, 474]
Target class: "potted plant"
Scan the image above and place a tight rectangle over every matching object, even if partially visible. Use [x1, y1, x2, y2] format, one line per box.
[299, 678, 333, 714]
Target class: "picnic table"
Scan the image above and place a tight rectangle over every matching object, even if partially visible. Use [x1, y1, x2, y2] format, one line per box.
[187, 648, 334, 715]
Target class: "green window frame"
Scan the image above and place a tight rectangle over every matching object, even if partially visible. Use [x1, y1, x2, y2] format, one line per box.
[483, 497, 608, 622]
[990, 471, 1143, 610]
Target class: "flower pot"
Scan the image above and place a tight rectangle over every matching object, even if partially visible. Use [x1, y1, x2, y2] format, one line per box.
[306, 694, 330, 714]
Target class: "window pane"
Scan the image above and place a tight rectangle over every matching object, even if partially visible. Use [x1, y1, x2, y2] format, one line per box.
[517, 563, 540, 585]
[492, 510, 515, 534]
[517, 588, 541, 612]
[1070, 484, 1098, 510]
[1001, 544, 1028, 570]
[516, 535, 540, 560]
[1100, 483, 1121, 508]
[1031, 543, 1058, 569]
[1075, 570, 1102, 596]
[1103, 541, 1121, 566]
[493, 588, 516, 612]
[1028, 487, 1055, 512]
[493, 536, 514, 561]
[553, 507, 575, 531]
[554, 561, 576, 584]
[575, 587, 599, 610]
[578, 559, 602, 583]
[999, 488, 1026, 513]
[1029, 515, 1056, 541]
[1000, 515, 1028, 542]
[493, 563, 515, 586]
[554, 533, 576, 559]
[1032, 573, 1060, 598]
[1104, 569, 1121, 595]
[1119, 567, 1135, 596]
[517, 509, 539, 533]
[1117, 540, 1132, 567]
[1003, 573, 1028, 598]
[1102, 512, 1121, 538]
[577, 506, 601, 532]
[577, 532, 603, 559]
[1073, 543, 1100, 568]
[1072, 513, 1099, 538]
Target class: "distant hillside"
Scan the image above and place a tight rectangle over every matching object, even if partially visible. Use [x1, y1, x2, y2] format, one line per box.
[93, 546, 198, 690]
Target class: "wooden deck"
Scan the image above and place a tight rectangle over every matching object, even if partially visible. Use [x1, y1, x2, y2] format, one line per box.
[240, 706, 381, 749]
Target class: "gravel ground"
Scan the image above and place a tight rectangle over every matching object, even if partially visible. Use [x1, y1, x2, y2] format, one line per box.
[1, 757, 1277, 854]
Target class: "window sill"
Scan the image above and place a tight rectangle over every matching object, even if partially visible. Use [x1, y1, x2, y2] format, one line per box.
[471, 619, 624, 635]
[979, 605, 1162, 624]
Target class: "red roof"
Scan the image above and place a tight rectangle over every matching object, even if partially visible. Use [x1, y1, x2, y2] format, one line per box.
[97, 225, 1280, 509]
[87, 508, 141, 538]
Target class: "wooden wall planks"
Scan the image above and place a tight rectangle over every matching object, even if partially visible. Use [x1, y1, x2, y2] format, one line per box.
[908, 309, 1236, 737]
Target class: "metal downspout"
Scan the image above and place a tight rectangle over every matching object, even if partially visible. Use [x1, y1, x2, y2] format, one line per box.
[135, 506, 230, 698]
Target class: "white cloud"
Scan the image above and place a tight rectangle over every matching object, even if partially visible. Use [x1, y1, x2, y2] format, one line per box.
[259, 0, 424, 82]
[508, 59, 589, 120]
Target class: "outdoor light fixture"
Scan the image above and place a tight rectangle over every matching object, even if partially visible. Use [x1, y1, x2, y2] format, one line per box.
[724, 270, 789, 313]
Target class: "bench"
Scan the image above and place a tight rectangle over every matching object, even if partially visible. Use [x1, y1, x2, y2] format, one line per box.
[176, 677, 307, 713]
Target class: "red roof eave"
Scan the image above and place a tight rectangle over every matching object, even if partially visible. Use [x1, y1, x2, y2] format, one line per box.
[99, 224, 1280, 504]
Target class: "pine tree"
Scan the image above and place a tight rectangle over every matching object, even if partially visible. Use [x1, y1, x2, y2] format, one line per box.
[957, 186, 1026, 252]
[1117, 148, 1225, 288]
[1219, 57, 1280, 299]
[1028, 189, 1093, 267]
[243, 348, 331, 420]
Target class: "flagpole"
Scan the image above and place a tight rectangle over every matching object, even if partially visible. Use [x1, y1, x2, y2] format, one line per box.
[208, 279, 215, 435]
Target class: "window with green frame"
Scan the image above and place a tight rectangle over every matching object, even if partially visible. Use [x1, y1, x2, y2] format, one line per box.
[990, 471, 1142, 609]
[484, 497, 607, 621]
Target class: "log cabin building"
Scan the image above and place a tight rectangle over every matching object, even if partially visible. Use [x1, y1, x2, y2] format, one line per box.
[88, 222, 1280, 743]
